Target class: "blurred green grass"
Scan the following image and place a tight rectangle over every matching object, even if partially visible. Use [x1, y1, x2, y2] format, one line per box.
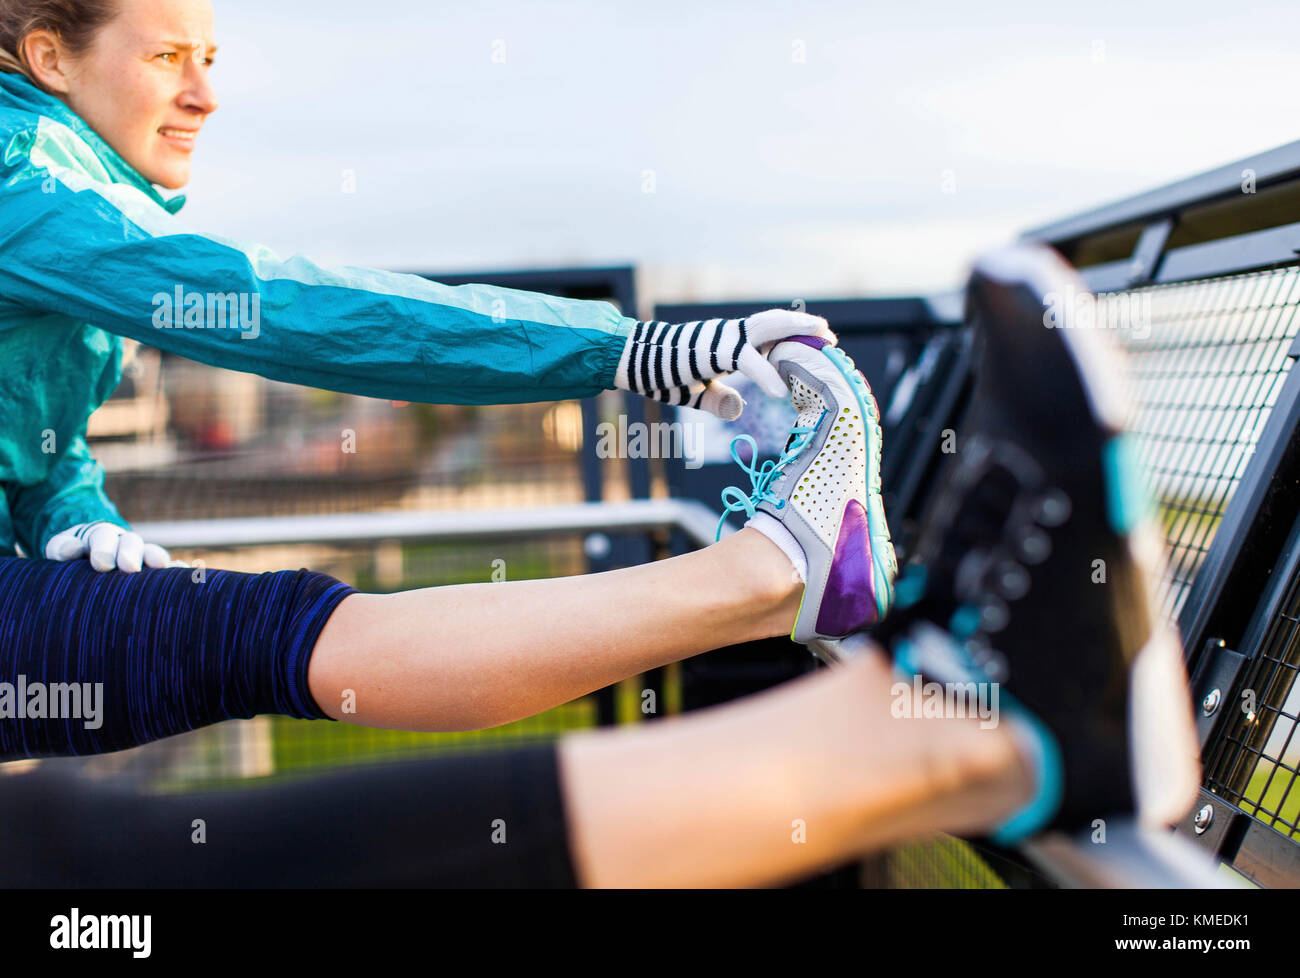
[878, 836, 1009, 889]
[351, 539, 564, 592]
[270, 701, 596, 773]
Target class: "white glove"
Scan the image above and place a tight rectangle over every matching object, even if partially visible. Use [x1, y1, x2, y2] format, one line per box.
[45, 521, 177, 573]
[614, 308, 837, 420]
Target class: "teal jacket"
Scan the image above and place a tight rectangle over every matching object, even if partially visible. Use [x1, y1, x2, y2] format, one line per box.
[0, 70, 636, 558]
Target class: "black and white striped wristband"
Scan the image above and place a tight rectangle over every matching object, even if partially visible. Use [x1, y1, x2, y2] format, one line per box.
[613, 317, 749, 406]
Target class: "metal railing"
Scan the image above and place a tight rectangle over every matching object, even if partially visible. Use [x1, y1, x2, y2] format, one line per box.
[1027, 139, 1300, 887]
[135, 499, 721, 552]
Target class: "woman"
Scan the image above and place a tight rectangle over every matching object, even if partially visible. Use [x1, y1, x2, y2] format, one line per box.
[0, 0, 1198, 887]
[0, 0, 898, 752]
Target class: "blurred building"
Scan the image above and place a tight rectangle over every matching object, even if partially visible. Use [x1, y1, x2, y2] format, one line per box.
[90, 339, 591, 526]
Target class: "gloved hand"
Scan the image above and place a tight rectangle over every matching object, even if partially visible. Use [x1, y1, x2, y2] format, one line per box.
[45, 521, 178, 573]
[614, 308, 837, 420]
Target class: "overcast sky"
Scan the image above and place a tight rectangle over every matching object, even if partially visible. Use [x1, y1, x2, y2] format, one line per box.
[181, 0, 1300, 314]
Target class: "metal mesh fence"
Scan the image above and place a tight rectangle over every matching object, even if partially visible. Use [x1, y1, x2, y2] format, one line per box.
[1094, 262, 1300, 882]
[1104, 266, 1300, 621]
[834, 265, 1300, 887]
[1204, 554, 1300, 837]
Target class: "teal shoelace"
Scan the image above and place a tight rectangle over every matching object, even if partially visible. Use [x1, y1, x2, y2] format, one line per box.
[714, 411, 825, 541]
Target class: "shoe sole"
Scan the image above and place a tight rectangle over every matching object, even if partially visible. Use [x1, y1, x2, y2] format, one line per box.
[974, 244, 1201, 832]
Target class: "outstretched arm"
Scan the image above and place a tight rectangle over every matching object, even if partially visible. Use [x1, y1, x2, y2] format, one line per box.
[1, 120, 838, 414]
[0, 122, 634, 406]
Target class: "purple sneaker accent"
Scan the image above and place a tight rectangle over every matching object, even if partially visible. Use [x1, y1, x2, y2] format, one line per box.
[814, 499, 880, 636]
[720, 334, 897, 654]
[788, 335, 831, 351]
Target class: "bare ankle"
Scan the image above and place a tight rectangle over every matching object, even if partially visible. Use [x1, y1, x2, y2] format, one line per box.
[929, 721, 1039, 836]
[734, 527, 803, 595]
[726, 528, 804, 636]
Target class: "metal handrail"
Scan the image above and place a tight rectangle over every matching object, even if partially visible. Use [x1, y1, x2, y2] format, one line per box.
[1023, 138, 1300, 245]
[134, 498, 726, 552]
[1022, 824, 1244, 889]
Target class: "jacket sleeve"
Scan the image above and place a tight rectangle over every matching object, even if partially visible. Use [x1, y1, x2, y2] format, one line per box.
[5, 432, 130, 557]
[0, 125, 637, 406]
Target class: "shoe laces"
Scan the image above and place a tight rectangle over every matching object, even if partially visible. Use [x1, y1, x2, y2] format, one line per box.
[714, 412, 825, 541]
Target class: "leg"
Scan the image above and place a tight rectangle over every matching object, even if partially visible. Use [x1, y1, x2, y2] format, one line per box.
[0, 650, 1031, 888]
[306, 326, 903, 732]
[560, 651, 1033, 887]
[306, 525, 805, 730]
[0, 744, 575, 887]
[557, 241, 1205, 886]
[0, 523, 802, 758]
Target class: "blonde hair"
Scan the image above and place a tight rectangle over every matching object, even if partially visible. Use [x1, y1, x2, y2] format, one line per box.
[0, 0, 118, 93]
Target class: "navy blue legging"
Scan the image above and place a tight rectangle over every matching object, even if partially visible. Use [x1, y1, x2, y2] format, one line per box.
[0, 558, 580, 887]
[0, 557, 354, 759]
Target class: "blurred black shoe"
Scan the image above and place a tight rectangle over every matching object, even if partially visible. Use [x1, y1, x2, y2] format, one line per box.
[875, 243, 1201, 844]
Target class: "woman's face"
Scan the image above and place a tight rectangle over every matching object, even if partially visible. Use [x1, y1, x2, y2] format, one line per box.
[54, 0, 219, 189]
